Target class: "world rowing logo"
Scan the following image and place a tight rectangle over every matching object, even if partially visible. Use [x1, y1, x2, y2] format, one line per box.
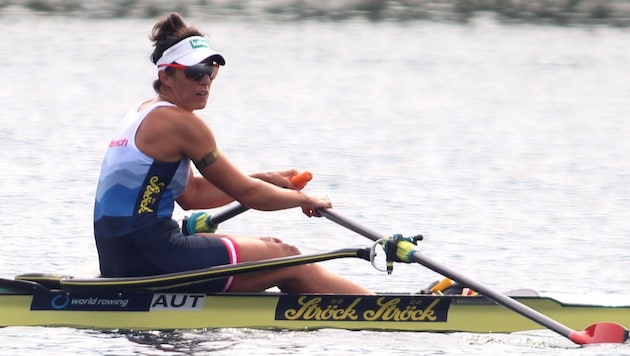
[30, 292, 153, 311]
[51, 293, 70, 310]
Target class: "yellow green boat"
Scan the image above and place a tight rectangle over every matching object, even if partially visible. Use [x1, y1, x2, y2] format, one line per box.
[1, 208, 627, 346]
[1, 248, 628, 334]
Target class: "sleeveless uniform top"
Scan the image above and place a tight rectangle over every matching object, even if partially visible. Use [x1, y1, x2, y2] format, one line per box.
[93, 101, 237, 292]
[94, 101, 190, 240]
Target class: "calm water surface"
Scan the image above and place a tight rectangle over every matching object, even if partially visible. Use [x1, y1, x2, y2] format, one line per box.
[1, 12, 630, 355]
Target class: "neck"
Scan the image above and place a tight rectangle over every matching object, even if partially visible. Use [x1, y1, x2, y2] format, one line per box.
[157, 93, 197, 112]
[158, 93, 175, 104]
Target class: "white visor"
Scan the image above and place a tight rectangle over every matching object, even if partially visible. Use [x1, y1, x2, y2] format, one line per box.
[156, 36, 225, 69]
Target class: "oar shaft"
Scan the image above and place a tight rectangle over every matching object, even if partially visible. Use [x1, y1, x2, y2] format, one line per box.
[317, 208, 576, 341]
[409, 251, 575, 338]
[318, 208, 381, 242]
[208, 204, 249, 226]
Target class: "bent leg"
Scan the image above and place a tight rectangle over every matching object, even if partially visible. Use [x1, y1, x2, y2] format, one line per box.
[226, 235, 373, 294]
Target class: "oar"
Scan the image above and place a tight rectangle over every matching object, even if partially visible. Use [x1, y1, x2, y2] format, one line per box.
[60, 247, 370, 292]
[317, 208, 629, 345]
[206, 171, 313, 226]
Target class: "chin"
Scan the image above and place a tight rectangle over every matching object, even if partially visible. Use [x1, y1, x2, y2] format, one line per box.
[193, 99, 209, 110]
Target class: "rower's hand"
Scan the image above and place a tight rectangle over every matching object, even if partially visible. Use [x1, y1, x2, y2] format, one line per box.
[301, 194, 331, 218]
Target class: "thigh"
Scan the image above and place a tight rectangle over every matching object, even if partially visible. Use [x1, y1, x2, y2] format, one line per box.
[229, 235, 301, 262]
[225, 235, 320, 292]
[159, 233, 233, 271]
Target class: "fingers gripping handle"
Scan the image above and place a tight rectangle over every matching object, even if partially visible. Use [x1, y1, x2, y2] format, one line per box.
[290, 171, 312, 189]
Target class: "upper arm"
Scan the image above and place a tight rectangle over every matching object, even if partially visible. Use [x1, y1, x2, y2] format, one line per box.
[137, 107, 267, 208]
[140, 107, 274, 207]
[168, 112, 261, 205]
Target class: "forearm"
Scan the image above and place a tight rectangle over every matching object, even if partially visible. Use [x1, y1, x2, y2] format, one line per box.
[237, 179, 310, 211]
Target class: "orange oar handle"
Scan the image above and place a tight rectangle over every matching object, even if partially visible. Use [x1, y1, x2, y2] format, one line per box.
[290, 171, 313, 190]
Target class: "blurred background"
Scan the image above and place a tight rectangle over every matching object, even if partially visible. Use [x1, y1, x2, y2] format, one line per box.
[2, 1, 630, 354]
[2, 0, 630, 26]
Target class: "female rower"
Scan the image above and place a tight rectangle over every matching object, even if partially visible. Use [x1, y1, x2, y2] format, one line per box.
[93, 13, 372, 294]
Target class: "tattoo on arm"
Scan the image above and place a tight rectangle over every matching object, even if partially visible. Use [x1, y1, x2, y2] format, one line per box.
[194, 149, 221, 169]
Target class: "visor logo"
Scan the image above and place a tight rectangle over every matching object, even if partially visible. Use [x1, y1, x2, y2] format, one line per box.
[189, 38, 209, 49]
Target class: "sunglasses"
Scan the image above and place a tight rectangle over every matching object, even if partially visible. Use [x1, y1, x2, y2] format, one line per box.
[158, 62, 219, 81]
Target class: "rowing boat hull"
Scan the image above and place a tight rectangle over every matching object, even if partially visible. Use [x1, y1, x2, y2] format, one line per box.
[2, 287, 629, 332]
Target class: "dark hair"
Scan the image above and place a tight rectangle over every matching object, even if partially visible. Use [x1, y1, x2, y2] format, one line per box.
[149, 13, 204, 93]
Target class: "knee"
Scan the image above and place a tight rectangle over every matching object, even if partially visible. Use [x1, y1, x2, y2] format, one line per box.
[260, 236, 284, 244]
[284, 243, 301, 256]
[260, 236, 301, 255]
[275, 241, 300, 256]
[274, 241, 302, 256]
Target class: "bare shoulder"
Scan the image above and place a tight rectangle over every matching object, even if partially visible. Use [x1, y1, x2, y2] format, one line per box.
[144, 105, 208, 134]
[150, 105, 196, 123]
[135, 105, 212, 161]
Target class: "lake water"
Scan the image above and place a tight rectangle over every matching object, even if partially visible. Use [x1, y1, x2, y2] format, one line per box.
[1, 11, 630, 355]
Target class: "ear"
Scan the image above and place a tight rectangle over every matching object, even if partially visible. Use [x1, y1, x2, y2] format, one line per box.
[158, 70, 175, 88]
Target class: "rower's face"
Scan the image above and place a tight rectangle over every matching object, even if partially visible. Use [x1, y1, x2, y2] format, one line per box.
[160, 63, 220, 111]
